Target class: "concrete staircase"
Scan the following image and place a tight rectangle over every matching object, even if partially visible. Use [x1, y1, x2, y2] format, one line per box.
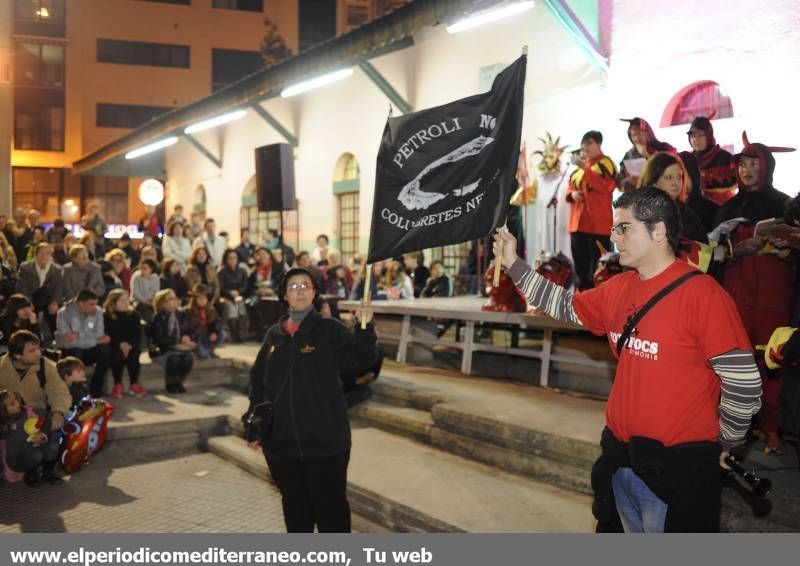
[110, 350, 800, 533]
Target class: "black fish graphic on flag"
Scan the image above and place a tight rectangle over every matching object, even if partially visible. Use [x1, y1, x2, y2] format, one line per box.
[367, 54, 526, 263]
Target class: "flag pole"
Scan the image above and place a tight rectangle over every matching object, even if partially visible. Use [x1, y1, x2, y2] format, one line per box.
[360, 264, 372, 330]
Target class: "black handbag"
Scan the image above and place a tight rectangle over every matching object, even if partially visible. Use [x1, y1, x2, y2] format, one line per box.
[243, 349, 294, 442]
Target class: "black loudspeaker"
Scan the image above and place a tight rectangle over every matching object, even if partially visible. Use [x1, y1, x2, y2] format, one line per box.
[255, 143, 296, 211]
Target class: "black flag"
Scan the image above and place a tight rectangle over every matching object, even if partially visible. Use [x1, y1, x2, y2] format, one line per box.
[367, 54, 526, 263]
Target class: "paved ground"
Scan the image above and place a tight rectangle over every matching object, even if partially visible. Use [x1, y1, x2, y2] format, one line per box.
[0, 449, 287, 533]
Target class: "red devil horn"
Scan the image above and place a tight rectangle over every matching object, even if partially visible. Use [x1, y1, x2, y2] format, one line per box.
[742, 131, 750, 147]
[767, 146, 797, 153]
[706, 110, 717, 120]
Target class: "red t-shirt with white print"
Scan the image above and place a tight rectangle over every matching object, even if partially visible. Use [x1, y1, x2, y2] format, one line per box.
[573, 260, 752, 447]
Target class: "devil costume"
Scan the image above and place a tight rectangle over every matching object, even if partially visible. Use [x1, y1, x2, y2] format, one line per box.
[715, 132, 796, 439]
[688, 117, 738, 206]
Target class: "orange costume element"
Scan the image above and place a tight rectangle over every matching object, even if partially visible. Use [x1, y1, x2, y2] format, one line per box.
[566, 155, 618, 235]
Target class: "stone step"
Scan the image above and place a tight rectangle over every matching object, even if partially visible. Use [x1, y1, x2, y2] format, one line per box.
[356, 374, 800, 532]
[208, 429, 594, 533]
[350, 401, 434, 444]
[371, 378, 445, 411]
[130, 358, 249, 395]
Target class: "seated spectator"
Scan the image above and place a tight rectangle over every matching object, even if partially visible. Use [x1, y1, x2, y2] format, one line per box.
[99, 261, 122, 301]
[0, 252, 16, 312]
[23, 226, 46, 263]
[54, 233, 75, 266]
[310, 233, 340, 266]
[63, 244, 105, 300]
[163, 221, 191, 271]
[160, 258, 189, 303]
[79, 231, 98, 261]
[138, 205, 164, 242]
[0, 294, 42, 355]
[246, 247, 276, 301]
[55, 289, 111, 397]
[193, 218, 226, 266]
[114, 233, 139, 267]
[56, 356, 89, 408]
[130, 258, 159, 326]
[326, 264, 352, 299]
[403, 252, 430, 298]
[188, 214, 203, 240]
[142, 233, 163, 262]
[218, 249, 249, 341]
[150, 289, 195, 394]
[294, 251, 324, 289]
[16, 243, 62, 337]
[422, 261, 450, 298]
[271, 247, 289, 285]
[236, 228, 256, 266]
[0, 388, 61, 485]
[186, 284, 223, 359]
[102, 289, 145, 399]
[350, 261, 387, 301]
[104, 249, 132, 291]
[0, 330, 71, 484]
[45, 218, 69, 246]
[167, 204, 187, 227]
[82, 204, 108, 257]
[349, 253, 365, 278]
[185, 246, 220, 301]
[0, 232, 18, 270]
[384, 261, 414, 300]
[136, 246, 160, 274]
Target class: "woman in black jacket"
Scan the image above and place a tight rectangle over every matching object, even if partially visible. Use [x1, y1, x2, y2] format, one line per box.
[103, 289, 146, 399]
[244, 267, 377, 533]
[150, 289, 196, 394]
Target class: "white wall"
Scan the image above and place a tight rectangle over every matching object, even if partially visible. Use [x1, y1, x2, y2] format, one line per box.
[164, 0, 800, 255]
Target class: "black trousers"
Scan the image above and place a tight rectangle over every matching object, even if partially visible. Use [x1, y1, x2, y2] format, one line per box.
[110, 346, 141, 385]
[64, 344, 111, 397]
[570, 232, 612, 290]
[266, 450, 351, 533]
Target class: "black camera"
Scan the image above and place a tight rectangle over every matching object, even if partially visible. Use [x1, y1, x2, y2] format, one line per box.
[242, 401, 273, 443]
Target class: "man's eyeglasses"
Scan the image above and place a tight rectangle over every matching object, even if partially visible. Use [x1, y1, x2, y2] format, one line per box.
[610, 221, 646, 236]
[287, 282, 312, 291]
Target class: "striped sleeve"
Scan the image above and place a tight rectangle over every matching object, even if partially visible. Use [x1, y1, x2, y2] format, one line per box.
[507, 258, 582, 326]
[709, 349, 762, 450]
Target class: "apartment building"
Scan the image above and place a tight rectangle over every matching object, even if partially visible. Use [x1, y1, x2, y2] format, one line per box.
[2, 0, 406, 224]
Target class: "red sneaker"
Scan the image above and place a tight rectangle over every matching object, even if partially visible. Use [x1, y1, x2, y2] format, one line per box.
[128, 383, 148, 397]
[111, 383, 124, 399]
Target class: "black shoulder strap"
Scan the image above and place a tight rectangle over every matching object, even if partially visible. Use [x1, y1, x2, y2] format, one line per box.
[616, 271, 702, 357]
[37, 357, 47, 389]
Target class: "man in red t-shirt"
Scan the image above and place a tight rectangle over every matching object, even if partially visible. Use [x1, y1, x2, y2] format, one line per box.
[494, 187, 762, 533]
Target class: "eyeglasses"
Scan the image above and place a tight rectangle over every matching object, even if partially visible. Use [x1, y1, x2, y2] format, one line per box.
[611, 221, 646, 236]
[287, 282, 311, 291]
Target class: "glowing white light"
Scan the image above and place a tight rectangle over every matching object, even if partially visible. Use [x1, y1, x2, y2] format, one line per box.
[124, 137, 178, 160]
[184, 109, 247, 134]
[36, 7, 50, 18]
[281, 68, 354, 98]
[447, 1, 534, 34]
[138, 179, 165, 206]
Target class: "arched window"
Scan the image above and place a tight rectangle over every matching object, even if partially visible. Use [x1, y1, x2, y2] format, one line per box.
[661, 80, 733, 127]
[240, 176, 299, 251]
[333, 153, 360, 265]
[193, 185, 207, 222]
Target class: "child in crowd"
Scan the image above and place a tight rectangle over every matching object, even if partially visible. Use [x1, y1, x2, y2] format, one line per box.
[102, 290, 146, 398]
[150, 289, 195, 394]
[56, 356, 91, 407]
[0, 389, 62, 485]
[186, 284, 223, 359]
[160, 258, 189, 303]
[130, 259, 160, 326]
